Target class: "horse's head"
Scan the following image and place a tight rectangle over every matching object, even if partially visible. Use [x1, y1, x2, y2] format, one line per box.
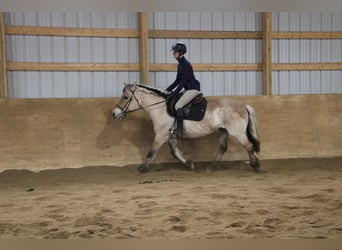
[112, 83, 141, 120]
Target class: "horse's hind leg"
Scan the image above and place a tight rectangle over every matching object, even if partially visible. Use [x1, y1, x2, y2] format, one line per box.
[168, 137, 195, 171]
[233, 133, 260, 172]
[247, 151, 260, 172]
[209, 128, 228, 171]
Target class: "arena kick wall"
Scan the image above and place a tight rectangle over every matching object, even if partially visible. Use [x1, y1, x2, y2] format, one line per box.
[0, 94, 341, 172]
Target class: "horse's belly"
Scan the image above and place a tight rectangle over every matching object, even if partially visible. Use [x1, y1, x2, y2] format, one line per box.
[183, 120, 216, 138]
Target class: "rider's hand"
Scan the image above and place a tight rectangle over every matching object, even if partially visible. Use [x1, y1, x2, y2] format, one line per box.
[166, 92, 174, 103]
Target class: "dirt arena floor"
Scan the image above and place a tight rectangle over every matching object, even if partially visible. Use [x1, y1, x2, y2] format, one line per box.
[0, 157, 341, 239]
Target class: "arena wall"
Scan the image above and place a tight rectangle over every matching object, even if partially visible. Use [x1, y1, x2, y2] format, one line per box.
[0, 94, 341, 172]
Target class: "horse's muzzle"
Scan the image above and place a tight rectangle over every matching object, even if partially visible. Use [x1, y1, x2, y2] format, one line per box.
[112, 108, 125, 120]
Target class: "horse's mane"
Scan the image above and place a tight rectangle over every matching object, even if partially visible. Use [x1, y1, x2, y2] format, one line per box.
[136, 84, 168, 98]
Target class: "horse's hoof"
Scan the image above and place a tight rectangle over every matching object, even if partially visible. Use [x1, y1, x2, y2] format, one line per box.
[250, 160, 260, 173]
[206, 165, 216, 172]
[138, 166, 148, 174]
[252, 166, 260, 173]
[186, 160, 195, 171]
[205, 167, 212, 173]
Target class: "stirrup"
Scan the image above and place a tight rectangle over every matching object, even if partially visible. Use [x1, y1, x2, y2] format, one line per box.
[169, 127, 182, 138]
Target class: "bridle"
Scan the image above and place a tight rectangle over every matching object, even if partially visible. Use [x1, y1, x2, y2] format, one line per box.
[116, 87, 166, 116]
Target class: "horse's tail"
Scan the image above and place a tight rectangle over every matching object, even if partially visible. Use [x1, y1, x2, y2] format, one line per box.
[246, 105, 260, 153]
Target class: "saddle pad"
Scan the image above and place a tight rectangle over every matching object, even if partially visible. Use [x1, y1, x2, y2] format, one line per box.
[166, 94, 208, 121]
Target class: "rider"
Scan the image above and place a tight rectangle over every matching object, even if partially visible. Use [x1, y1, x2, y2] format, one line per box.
[166, 41, 201, 138]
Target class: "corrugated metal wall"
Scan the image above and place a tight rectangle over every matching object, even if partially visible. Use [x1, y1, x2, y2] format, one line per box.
[5, 12, 139, 98]
[148, 12, 263, 96]
[272, 12, 342, 94]
[4, 12, 342, 98]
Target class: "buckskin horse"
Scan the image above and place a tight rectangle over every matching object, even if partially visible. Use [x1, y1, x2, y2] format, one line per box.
[112, 83, 260, 173]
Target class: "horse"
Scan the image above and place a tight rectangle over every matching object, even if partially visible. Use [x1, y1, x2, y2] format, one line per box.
[112, 83, 260, 173]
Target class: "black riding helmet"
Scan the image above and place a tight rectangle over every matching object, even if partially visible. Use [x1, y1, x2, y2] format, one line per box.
[171, 41, 187, 55]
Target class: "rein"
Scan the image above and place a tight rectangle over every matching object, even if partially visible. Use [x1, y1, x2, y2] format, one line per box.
[125, 100, 166, 113]
[117, 87, 166, 114]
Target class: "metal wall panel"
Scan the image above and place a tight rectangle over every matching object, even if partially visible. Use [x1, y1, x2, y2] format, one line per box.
[272, 12, 342, 95]
[5, 12, 139, 98]
[5, 12, 342, 97]
[149, 12, 262, 31]
[151, 71, 262, 96]
[7, 12, 138, 28]
[149, 12, 263, 96]
[273, 71, 342, 95]
[9, 71, 140, 98]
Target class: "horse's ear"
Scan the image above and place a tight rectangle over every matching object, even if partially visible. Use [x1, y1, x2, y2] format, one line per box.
[123, 82, 128, 86]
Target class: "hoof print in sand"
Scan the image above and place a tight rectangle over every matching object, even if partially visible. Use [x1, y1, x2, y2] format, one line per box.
[171, 225, 187, 232]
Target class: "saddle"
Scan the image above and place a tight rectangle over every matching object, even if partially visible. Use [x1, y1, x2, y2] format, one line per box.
[166, 93, 208, 121]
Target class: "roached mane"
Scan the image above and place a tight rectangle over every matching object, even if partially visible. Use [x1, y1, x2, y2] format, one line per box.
[136, 84, 168, 98]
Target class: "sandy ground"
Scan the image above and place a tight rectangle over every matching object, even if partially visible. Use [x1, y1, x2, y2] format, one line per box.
[0, 158, 341, 239]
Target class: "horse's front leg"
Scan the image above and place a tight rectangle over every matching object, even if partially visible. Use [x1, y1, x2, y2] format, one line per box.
[139, 134, 168, 173]
[168, 136, 195, 171]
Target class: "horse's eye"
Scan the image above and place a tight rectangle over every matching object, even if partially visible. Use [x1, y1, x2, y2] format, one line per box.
[123, 96, 129, 100]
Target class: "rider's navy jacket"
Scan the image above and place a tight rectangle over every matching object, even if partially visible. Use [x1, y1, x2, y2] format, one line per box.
[166, 56, 200, 94]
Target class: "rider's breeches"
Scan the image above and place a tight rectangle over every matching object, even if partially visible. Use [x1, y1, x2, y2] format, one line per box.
[175, 89, 201, 110]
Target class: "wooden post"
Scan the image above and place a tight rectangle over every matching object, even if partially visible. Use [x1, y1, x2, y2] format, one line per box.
[138, 12, 149, 85]
[0, 12, 7, 98]
[262, 12, 272, 95]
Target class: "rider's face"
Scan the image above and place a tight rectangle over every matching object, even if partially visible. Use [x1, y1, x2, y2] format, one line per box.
[173, 51, 180, 59]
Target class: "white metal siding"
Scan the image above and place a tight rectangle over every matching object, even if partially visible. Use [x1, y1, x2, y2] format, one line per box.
[149, 12, 262, 31]
[272, 12, 342, 95]
[4, 12, 342, 98]
[149, 12, 263, 96]
[5, 12, 139, 98]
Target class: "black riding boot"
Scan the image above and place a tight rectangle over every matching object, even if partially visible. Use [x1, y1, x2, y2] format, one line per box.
[173, 108, 184, 138]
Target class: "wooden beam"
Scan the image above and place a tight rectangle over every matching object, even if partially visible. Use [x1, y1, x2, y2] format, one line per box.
[138, 12, 149, 85]
[7, 62, 140, 72]
[150, 63, 262, 72]
[0, 13, 7, 98]
[4, 25, 263, 40]
[273, 63, 342, 71]
[7, 62, 262, 72]
[149, 30, 262, 39]
[5, 25, 139, 38]
[7, 25, 342, 40]
[262, 12, 272, 96]
[8, 62, 341, 72]
[273, 32, 342, 39]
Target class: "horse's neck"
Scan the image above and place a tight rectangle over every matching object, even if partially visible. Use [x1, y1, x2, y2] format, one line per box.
[137, 90, 164, 107]
[137, 90, 167, 120]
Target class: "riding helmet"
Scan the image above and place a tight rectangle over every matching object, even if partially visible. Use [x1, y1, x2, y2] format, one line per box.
[171, 41, 187, 55]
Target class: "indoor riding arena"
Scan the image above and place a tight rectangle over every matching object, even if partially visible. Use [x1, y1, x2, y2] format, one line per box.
[0, 12, 341, 239]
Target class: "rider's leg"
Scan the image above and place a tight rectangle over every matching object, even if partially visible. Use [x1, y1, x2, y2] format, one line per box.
[174, 108, 184, 137]
[174, 90, 201, 110]
[172, 90, 200, 137]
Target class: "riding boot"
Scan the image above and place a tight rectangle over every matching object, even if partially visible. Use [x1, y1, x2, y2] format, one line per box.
[174, 108, 184, 138]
